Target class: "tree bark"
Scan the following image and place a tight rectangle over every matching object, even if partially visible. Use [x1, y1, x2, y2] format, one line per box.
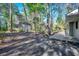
[23, 3, 28, 32]
[23, 3, 27, 22]
[47, 3, 51, 35]
[10, 3, 13, 32]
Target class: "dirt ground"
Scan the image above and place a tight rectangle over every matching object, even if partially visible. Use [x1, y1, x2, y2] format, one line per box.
[0, 32, 79, 56]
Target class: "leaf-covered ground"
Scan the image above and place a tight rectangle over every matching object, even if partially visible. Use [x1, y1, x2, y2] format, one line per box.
[0, 32, 79, 56]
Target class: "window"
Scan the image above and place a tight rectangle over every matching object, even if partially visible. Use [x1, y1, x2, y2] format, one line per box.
[76, 21, 78, 29]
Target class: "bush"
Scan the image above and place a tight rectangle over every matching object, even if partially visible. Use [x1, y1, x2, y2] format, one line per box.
[18, 29, 24, 32]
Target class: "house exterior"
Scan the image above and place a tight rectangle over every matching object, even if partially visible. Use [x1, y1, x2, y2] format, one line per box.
[13, 14, 31, 32]
[66, 9, 79, 39]
[21, 22, 31, 32]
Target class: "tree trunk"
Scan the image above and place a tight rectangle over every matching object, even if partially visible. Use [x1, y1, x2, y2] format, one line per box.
[50, 4, 53, 34]
[23, 3, 28, 32]
[47, 3, 51, 35]
[39, 14, 42, 32]
[0, 20, 1, 31]
[10, 3, 13, 32]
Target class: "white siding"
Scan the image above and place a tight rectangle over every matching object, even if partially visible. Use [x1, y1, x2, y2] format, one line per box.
[22, 24, 31, 32]
[74, 21, 79, 39]
[65, 23, 69, 36]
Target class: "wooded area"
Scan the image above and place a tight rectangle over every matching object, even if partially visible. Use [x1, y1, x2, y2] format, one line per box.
[0, 3, 79, 56]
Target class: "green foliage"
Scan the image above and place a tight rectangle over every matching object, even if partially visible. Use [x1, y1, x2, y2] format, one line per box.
[1, 3, 77, 33]
[33, 17, 39, 32]
[18, 29, 24, 32]
[1, 4, 9, 19]
[27, 3, 45, 14]
[56, 16, 65, 31]
[26, 3, 46, 32]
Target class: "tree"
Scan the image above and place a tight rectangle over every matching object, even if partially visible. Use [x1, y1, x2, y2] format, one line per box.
[0, 4, 9, 31]
[26, 3, 45, 32]
[66, 3, 79, 14]
[9, 3, 13, 32]
[46, 3, 53, 35]
[23, 3, 28, 22]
